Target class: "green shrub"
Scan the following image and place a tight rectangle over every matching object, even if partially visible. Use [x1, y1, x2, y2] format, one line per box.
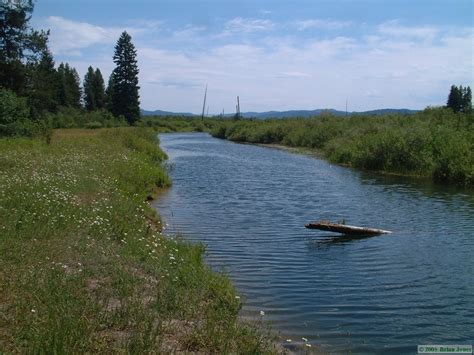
[84, 121, 103, 129]
[0, 88, 40, 137]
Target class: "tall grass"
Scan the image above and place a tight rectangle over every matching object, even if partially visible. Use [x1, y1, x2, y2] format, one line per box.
[138, 115, 219, 133]
[210, 108, 474, 186]
[0, 128, 275, 353]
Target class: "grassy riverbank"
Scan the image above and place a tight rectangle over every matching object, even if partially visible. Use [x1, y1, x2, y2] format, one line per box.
[0, 128, 275, 353]
[140, 115, 218, 133]
[211, 108, 474, 186]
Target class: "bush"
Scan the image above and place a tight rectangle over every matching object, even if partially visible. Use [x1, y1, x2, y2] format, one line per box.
[0, 88, 38, 137]
[84, 121, 103, 129]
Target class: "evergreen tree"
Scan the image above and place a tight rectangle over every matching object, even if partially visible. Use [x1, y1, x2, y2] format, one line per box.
[106, 74, 115, 113]
[447, 85, 462, 113]
[447, 85, 472, 113]
[110, 31, 140, 124]
[92, 68, 106, 109]
[57, 63, 81, 108]
[26, 49, 60, 116]
[461, 86, 472, 113]
[57, 63, 67, 105]
[0, 0, 49, 94]
[68, 67, 82, 108]
[83, 66, 96, 111]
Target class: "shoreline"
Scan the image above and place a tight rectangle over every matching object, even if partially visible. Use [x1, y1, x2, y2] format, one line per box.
[0, 128, 281, 353]
[241, 140, 442, 182]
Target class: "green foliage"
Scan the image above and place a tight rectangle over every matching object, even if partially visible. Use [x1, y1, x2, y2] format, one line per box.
[83, 66, 96, 111]
[93, 68, 106, 109]
[431, 126, 474, 184]
[0, 0, 49, 94]
[0, 87, 40, 136]
[139, 116, 219, 133]
[1, 2, 117, 136]
[447, 85, 472, 113]
[57, 62, 81, 108]
[83, 66, 106, 111]
[84, 121, 103, 129]
[26, 49, 60, 117]
[109, 31, 140, 125]
[211, 108, 474, 185]
[45, 107, 128, 129]
[0, 128, 273, 352]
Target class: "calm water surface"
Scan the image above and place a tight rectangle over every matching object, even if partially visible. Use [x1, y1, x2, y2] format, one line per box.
[154, 133, 474, 354]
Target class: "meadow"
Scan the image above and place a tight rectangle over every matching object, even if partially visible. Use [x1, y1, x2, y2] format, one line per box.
[0, 128, 275, 353]
[210, 108, 474, 186]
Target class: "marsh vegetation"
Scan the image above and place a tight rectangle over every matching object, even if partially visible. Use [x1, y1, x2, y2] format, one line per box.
[211, 108, 474, 186]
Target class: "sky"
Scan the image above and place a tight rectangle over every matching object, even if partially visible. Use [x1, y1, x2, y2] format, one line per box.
[32, 0, 473, 114]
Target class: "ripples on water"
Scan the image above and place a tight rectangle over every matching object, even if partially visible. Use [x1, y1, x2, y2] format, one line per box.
[154, 133, 474, 353]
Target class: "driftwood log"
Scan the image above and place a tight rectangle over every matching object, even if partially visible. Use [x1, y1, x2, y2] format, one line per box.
[305, 220, 392, 235]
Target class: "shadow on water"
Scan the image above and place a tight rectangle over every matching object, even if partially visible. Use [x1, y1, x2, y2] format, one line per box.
[308, 234, 381, 249]
[359, 171, 474, 206]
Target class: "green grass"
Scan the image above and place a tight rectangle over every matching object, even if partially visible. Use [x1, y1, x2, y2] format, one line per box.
[0, 128, 276, 353]
[138, 115, 219, 133]
[210, 108, 474, 186]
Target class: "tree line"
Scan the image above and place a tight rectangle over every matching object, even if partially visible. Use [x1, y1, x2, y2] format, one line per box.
[0, 0, 140, 136]
[447, 85, 472, 114]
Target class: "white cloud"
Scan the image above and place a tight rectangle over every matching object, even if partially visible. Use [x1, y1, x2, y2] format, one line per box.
[172, 25, 207, 39]
[45, 16, 473, 112]
[377, 20, 439, 41]
[222, 17, 275, 34]
[277, 71, 312, 79]
[43, 16, 123, 55]
[294, 19, 353, 31]
[42, 16, 150, 56]
[137, 28, 473, 112]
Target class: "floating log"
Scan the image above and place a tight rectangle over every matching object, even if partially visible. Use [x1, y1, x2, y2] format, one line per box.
[305, 220, 392, 235]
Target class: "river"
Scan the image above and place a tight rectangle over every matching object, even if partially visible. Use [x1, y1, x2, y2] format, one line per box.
[153, 132, 474, 353]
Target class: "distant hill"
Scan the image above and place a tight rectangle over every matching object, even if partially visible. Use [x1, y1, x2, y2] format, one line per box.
[141, 109, 196, 117]
[239, 108, 419, 119]
[141, 108, 419, 119]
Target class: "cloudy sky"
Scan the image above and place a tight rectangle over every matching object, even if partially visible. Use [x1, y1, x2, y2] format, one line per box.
[33, 0, 473, 114]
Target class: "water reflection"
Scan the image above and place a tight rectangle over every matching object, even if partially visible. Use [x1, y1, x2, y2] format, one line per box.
[308, 234, 381, 249]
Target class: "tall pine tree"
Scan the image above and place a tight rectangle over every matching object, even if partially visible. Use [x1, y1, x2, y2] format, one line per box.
[106, 75, 115, 112]
[83, 66, 96, 111]
[92, 68, 106, 109]
[57, 62, 81, 108]
[447, 85, 462, 112]
[109, 31, 140, 125]
[447, 85, 472, 113]
[0, 0, 49, 95]
[461, 86, 472, 113]
[84, 66, 106, 111]
[26, 49, 60, 116]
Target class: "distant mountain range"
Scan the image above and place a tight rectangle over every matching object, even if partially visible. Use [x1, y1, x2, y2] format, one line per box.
[141, 109, 196, 116]
[141, 108, 419, 119]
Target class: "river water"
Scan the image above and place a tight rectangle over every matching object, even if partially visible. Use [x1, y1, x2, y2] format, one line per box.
[153, 132, 474, 353]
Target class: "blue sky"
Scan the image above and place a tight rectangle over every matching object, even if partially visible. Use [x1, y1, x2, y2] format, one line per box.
[33, 0, 473, 113]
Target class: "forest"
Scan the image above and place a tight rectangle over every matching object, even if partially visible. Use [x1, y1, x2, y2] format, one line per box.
[0, 0, 140, 137]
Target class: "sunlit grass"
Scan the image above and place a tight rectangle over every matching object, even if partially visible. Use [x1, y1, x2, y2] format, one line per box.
[0, 128, 276, 353]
